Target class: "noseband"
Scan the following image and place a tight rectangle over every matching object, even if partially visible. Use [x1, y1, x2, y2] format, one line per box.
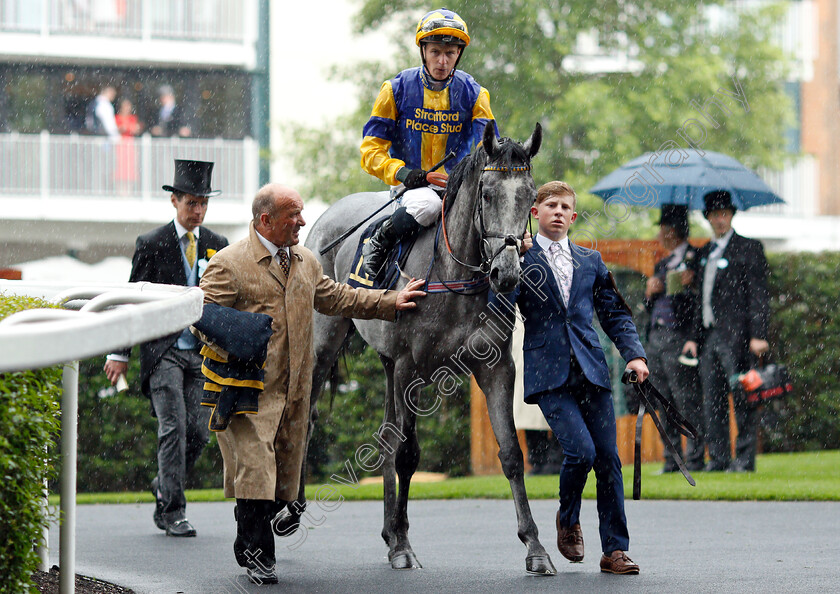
[441, 162, 533, 274]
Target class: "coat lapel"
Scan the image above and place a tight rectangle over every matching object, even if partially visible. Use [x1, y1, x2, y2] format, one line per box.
[164, 222, 187, 285]
[247, 223, 286, 290]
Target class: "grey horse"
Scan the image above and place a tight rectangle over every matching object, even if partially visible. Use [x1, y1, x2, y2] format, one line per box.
[298, 123, 555, 575]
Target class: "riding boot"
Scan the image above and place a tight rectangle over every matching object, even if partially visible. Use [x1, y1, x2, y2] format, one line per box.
[362, 207, 421, 278]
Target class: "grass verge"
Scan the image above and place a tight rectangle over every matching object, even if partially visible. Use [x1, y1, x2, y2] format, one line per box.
[56, 450, 840, 505]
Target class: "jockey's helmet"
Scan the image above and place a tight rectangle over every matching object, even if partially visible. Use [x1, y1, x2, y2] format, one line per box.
[415, 8, 470, 47]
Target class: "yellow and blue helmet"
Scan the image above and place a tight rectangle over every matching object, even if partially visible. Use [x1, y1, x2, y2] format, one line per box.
[415, 8, 470, 47]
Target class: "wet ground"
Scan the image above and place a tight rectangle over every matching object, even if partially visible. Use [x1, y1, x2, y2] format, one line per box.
[49, 498, 840, 593]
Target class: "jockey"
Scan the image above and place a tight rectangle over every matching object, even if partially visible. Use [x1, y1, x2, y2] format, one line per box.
[360, 7, 498, 277]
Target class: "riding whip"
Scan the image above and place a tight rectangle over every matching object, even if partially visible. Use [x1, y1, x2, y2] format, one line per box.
[319, 151, 456, 255]
[621, 370, 698, 500]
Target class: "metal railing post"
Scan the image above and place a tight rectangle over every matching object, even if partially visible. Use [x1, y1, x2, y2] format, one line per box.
[59, 360, 79, 594]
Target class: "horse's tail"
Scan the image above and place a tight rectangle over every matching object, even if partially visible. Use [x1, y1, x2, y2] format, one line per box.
[323, 325, 357, 417]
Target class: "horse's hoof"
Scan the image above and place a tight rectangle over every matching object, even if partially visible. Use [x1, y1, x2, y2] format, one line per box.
[526, 554, 557, 576]
[389, 550, 422, 570]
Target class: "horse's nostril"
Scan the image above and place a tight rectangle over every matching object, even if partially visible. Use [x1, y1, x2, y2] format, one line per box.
[490, 268, 500, 282]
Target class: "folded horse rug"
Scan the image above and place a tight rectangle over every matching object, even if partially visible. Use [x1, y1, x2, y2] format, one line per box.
[192, 303, 273, 431]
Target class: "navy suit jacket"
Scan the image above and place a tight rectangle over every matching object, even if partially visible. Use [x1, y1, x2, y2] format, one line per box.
[490, 241, 645, 403]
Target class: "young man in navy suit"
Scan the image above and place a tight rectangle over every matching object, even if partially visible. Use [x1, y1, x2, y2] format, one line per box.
[491, 181, 648, 574]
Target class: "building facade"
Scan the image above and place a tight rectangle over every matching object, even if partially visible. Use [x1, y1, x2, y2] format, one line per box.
[0, 0, 267, 266]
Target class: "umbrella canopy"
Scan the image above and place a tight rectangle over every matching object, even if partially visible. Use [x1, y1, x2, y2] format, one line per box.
[589, 150, 784, 210]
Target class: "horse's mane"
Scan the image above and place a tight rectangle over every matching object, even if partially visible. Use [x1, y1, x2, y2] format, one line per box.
[445, 136, 533, 206]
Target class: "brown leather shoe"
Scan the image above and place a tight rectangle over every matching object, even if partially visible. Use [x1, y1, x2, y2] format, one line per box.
[555, 511, 584, 562]
[600, 550, 639, 574]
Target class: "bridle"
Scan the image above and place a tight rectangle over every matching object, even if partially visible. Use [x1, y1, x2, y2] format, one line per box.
[441, 161, 534, 274]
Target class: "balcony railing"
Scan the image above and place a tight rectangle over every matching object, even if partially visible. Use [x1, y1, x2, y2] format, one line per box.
[0, 131, 258, 202]
[0, 0, 250, 42]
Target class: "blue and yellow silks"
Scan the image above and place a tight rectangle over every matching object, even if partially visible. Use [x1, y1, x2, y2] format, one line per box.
[361, 67, 497, 186]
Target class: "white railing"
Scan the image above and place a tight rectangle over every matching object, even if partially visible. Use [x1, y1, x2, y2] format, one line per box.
[0, 132, 258, 202]
[0, 0, 250, 42]
[0, 279, 205, 594]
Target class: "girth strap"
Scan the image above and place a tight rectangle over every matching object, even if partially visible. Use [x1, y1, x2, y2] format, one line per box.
[622, 371, 698, 500]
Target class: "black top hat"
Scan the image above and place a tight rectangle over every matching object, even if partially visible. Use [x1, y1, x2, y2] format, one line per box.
[703, 190, 736, 217]
[656, 204, 689, 238]
[162, 159, 221, 197]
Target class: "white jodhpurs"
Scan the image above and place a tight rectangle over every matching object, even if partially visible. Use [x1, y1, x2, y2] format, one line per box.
[393, 186, 443, 227]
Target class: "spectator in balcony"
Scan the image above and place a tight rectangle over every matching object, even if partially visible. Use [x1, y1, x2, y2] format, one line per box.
[151, 85, 191, 138]
[683, 190, 770, 473]
[85, 85, 120, 141]
[643, 205, 705, 474]
[103, 159, 228, 537]
[115, 98, 142, 194]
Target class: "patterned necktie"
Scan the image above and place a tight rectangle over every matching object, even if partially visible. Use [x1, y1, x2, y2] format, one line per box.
[277, 249, 290, 276]
[549, 242, 573, 305]
[185, 231, 196, 268]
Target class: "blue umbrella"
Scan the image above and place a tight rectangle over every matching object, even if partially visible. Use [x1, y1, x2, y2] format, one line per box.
[589, 150, 784, 210]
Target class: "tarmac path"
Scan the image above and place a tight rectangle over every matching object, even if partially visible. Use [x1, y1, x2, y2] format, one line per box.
[49, 499, 840, 593]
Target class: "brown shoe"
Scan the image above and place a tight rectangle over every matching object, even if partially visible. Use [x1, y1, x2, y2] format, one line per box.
[555, 511, 584, 562]
[600, 550, 639, 574]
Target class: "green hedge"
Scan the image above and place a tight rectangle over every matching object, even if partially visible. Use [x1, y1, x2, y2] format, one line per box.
[762, 252, 840, 451]
[307, 334, 471, 481]
[73, 356, 224, 493]
[0, 295, 62, 594]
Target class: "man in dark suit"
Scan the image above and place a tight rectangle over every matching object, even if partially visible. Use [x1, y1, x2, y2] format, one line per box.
[104, 159, 228, 536]
[491, 181, 648, 575]
[643, 205, 705, 473]
[683, 190, 769, 472]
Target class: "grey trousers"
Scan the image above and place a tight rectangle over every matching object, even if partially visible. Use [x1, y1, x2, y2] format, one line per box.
[646, 326, 705, 469]
[699, 328, 758, 470]
[148, 346, 209, 522]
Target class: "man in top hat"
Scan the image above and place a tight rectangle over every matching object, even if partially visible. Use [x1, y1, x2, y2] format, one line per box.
[682, 191, 769, 472]
[104, 159, 228, 536]
[644, 205, 705, 473]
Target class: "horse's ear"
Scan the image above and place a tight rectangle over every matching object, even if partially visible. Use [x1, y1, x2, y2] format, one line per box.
[483, 122, 499, 158]
[523, 122, 542, 159]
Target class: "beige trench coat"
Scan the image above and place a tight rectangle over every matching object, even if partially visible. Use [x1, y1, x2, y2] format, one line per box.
[199, 223, 398, 501]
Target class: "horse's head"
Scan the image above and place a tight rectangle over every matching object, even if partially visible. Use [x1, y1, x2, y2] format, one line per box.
[478, 122, 542, 294]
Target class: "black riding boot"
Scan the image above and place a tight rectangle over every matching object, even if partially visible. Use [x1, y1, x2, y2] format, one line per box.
[361, 207, 421, 278]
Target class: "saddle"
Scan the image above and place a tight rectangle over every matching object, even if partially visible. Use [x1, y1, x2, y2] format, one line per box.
[347, 216, 419, 290]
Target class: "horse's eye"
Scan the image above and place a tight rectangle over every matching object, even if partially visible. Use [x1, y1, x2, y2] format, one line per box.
[483, 191, 492, 201]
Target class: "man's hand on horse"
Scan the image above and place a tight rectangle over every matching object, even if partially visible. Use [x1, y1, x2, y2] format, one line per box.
[625, 358, 649, 383]
[395, 278, 428, 311]
[520, 231, 533, 255]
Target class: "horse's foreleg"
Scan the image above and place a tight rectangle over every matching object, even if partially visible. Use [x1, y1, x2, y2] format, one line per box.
[473, 359, 557, 576]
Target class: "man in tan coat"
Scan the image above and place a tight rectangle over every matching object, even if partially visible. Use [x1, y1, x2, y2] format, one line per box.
[199, 183, 426, 584]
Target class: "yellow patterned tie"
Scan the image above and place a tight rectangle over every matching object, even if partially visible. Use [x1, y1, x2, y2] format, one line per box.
[185, 231, 197, 268]
[277, 249, 290, 276]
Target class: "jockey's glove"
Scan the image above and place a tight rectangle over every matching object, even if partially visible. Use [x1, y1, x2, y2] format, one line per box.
[397, 167, 429, 189]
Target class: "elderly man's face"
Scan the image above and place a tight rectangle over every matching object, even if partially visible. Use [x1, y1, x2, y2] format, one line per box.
[264, 192, 306, 247]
